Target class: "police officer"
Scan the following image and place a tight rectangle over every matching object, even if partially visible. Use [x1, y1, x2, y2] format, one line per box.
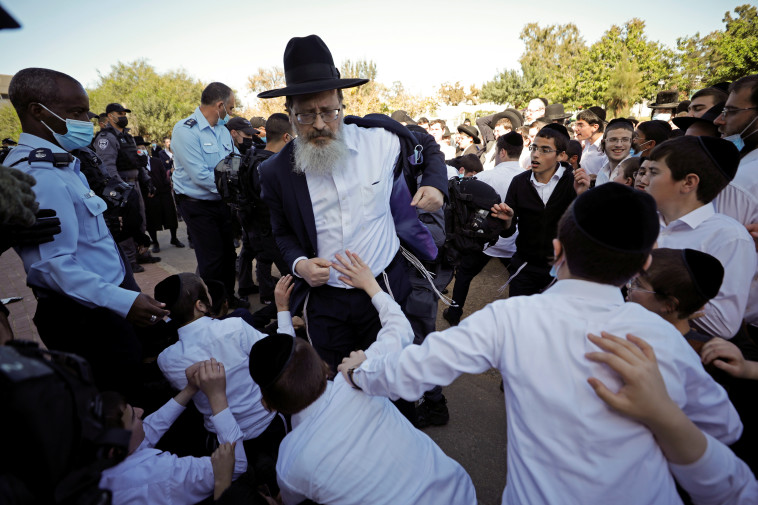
[171, 82, 248, 308]
[5, 68, 169, 400]
[94, 102, 155, 272]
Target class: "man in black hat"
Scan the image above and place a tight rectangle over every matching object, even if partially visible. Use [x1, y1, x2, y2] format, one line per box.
[340, 182, 741, 505]
[649, 90, 680, 124]
[257, 34, 446, 371]
[541, 103, 572, 124]
[477, 109, 522, 169]
[456, 124, 481, 157]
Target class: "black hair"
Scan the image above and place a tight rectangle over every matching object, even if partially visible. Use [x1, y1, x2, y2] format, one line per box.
[691, 86, 729, 104]
[265, 113, 293, 142]
[636, 121, 669, 145]
[576, 110, 604, 133]
[200, 82, 233, 106]
[729, 74, 758, 107]
[9, 68, 79, 119]
[535, 127, 568, 153]
[496, 133, 524, 159]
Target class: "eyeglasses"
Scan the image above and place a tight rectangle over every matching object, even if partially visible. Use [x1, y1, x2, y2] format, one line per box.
[720, 106, 758, 119]
[625, 278, 657, 295]
[528, 144, 559, 154]
[606, 137, 633, 145]
[294, 109, 341, 125]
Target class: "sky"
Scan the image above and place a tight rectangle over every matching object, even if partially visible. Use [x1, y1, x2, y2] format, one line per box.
[0, 0, 752, 107]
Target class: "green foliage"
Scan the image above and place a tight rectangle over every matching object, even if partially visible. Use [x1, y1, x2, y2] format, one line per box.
[0, 102, 22, 141]
[88, 60, 204, 141]
[480, 69, 531, 108]
[604, 49, 644, 118]
[437, 81, 480, 106]
[707, 4, 758, 83]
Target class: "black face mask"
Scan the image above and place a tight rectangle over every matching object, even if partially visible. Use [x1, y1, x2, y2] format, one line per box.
[113, 115, 128, 128]
[239, 137, 254, 154]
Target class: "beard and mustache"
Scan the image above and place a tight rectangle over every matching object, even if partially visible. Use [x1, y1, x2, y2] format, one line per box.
[292, 122, 349, 177]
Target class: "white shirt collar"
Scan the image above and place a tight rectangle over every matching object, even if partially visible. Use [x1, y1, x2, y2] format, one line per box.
[544, 278, 625, 305]
[661, 203, 715, 230]
[176, 316, 213, 340]
[530, 164, 565, 186]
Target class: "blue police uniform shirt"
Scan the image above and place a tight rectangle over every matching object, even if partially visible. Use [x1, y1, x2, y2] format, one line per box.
[6, 133, 139, 318]
[171, 107, 235, 200]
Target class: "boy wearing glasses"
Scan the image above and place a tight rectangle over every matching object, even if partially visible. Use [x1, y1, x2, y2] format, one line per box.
[640, 136, 755, 340]
[596, 118, 635, 186]
[493, 126, 590, 296]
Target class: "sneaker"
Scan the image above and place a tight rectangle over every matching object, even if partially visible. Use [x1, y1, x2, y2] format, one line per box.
[442, 307, 461, 326]
[170, 238, 185, 248]
[131, 263, 145, 273]
[414, 396, 449, 428]
[151, 243, 160, 253]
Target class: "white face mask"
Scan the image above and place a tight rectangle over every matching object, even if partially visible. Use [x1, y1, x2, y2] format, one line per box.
[652, 112, 671, 122]
[723, 114, 758, 152]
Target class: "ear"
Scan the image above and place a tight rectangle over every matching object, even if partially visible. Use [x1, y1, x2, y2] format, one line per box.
[591, 123, 599, 133]
[663, 295, 680, 315]
[641, 254, 653, 272]
[681, 173, 700, 195]
[195, 299, 208, 314]
[552, 238, 563, 261]
[558, 151, 568, 162]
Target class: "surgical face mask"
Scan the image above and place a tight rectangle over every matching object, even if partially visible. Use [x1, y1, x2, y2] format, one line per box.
[151, 143, 157, 149]
[137, 148, 147, 156]
[112, 115, 128, 128]
[629, 148, 639, 158]
[652, 112, 671, 122]
[260, 136, 266, 143]
[217, 104, 229, 127]
[36, 103, 94, 151]
[549, 256, 564, 278]
[239, 136, 253, 154]
[723, 114, 758, 152]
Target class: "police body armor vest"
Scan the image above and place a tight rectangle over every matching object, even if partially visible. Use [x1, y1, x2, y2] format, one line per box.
[99, 127, 141, 173]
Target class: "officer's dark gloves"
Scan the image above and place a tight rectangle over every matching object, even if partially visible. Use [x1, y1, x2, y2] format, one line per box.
[0, 208, 62, 253]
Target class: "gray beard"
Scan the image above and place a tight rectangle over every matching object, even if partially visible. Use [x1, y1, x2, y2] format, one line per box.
[292, 128, 348, 177]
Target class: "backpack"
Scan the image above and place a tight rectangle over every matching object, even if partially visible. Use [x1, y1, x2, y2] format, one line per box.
[444, 177, 503, 266]
[238, 148, 273, 233]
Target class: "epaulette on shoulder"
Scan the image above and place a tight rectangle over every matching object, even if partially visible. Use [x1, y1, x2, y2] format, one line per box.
[183, 118, 198, 128]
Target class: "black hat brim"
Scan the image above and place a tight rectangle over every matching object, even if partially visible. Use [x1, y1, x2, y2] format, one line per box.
[258, 77, 369, 99]
[671, 116, 706, 130]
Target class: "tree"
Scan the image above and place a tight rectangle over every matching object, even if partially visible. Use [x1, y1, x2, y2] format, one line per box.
[480, 69, 531, 108]
[0, 102, 21, 142]
[88, 60, 205, 141]
[339, 58, 385, 116]
[246, 66, 287, 118]
[385, 81, 436, 119]
[707, 4, 758, 83]
[604, 49, 644, 118]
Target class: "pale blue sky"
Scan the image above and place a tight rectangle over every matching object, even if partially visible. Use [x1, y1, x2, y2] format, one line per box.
[1, 0, 752, 105]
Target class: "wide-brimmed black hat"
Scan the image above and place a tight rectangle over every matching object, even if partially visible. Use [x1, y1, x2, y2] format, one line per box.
[672, 102, 725, 131]
[457, 124, 481, 144]
[491, 108, 523, 130]
[133, 136, 147, 146]
[258, 35, 368, 99]
[543, 103, 571, 121]
[649, 90, 679, 109]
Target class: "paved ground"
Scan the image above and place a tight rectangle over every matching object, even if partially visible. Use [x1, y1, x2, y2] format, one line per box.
[2, 222, 511, 505]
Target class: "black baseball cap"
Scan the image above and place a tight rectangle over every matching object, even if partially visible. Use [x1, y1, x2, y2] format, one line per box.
[226, 117, 259, 135]
[105, 103, 131, 114]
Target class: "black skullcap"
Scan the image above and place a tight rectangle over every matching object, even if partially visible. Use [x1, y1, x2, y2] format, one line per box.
[154, 274, 182, 312]
[540, 123, 569, 139]
[696, 136, 740, 180]
[682, 249, 724, 302]
[502, 131, 523, 147]
[572, 183, 659, 253]
[249, 334, 296, 389]
[588, 106, 607, 122]
[606, 117, 635, 130]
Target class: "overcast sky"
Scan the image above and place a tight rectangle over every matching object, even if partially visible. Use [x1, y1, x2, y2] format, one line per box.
[0, 0, 749, 106]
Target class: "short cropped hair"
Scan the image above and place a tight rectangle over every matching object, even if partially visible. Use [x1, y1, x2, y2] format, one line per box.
[636, 121, 670, 145]
[430, 118, 445, 129]
[640, 248, 717, 319]
[417, 117, 429, 124]
[459, 153, 484, 174]
[617, 156, 642, 181]
[9, 67, 78, 119]
[496, 134, 523, 159]
[259, 339, 330, 415]
[535, 127, 568, 153]
[200, 82, 233, 106]
[265, 113, 292, 142]
[566, 139, 583, 162]
[647, 136, 729, 203]
[605, 118, 635, 137]
[494, 117, 513, 130]
[166, 273, 211, 326]
[691, 86, 729, 104]
[558, 204, 651, 285]
[729, 74, 758, 107]
[576, 109, 605, 133]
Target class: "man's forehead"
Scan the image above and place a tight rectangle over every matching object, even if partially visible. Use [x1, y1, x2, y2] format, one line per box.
[726, 87, 753, 106]
[527, 99, 544, 109]
[291, 90, 339, 109]
[533, 136, 555, 146]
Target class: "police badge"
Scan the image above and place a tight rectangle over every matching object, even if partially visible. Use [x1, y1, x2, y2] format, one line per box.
[97, 138, 109, 150]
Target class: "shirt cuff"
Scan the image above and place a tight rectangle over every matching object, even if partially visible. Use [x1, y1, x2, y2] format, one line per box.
[277, 311, 296, 337]
[210, 407, 243, 444]
[292, 256, 308, 278]
[370, 291, 392, 311]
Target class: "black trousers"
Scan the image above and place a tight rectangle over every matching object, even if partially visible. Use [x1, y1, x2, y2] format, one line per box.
[450, 251, 510, 313]
[507, 256, 553, 297]
[177, 196, 237, 298]
[304, 252, 411, 372]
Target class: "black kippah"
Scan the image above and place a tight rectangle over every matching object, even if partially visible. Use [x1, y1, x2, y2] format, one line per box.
[154, 274, 182, 313]
[682, 249, 724, 302]
[502, 131, 523, 147]
[572, 183, 659, 253]
[540, 123, 569, 139]
[249, 334, 296, 389]
[696, 136, 740, 181]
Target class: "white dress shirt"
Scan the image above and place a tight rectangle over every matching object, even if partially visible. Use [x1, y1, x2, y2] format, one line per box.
[276, 292, 477, 505]
[518, 145, 531, 170]
[99, 399, 247, 505]
[293, 124, 400, 288]
[530, 164, 565, 205]
[157, 314, 294, 439]
[476, 161, 525, 258]
[714, 148, 758, 326]
[353, 279, 741, 505]
[657, 204, 756, 339]
[669, 433, 758, 505]
[580, 136, 607, 176]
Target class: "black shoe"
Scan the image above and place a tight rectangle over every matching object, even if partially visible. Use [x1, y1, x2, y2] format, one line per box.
[138, 255, 161, 264]
[151, 242, 160, 253]
[238, 284, 259, 296]
[229, 295, 250, 310]
[442, 307, 461, 326]
[131, 263, 145, 273]
[414, 396, 449, 428]
[170, 238, 185, 248]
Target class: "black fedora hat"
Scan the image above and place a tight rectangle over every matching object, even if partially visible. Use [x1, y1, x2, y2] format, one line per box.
[491, 108, 523, 130]
[457, 124, 481, 144]
[649, 90, 680, 109]
[258, 35, 368, 99]
[672, 102, 725, 131]
[543, 103, 571, 121]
